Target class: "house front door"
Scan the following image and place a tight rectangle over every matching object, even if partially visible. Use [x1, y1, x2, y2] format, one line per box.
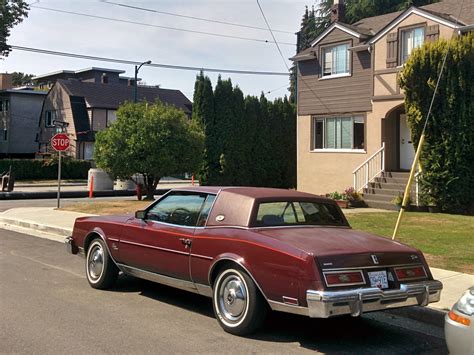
[399, 114, 415, 170]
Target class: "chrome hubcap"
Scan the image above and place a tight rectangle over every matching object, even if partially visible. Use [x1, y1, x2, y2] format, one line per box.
[88, 244, 104, 280]
[218, 275, 247, 322]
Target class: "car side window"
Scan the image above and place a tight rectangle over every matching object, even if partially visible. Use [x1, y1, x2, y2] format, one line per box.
[196, 194, 216, 227]
[146, 193, 206, 227]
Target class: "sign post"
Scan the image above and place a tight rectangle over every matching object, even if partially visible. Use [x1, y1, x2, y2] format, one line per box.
[51, 133, 70, 208]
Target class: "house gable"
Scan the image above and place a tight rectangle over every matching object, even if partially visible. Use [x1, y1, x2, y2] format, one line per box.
[369, 6, 461, 45]
[310, 23, 367, 47]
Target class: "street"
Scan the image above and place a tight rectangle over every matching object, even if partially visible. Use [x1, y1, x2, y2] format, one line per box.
[0, 229, 448, 354]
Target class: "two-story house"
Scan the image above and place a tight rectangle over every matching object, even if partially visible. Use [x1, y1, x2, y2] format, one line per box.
[291, 0, 473, 209]
[0, 73, 47, 158]
[36, 67, 192, 160]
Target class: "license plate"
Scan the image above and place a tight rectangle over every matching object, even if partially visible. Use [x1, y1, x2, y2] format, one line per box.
[368, 271, 389, 289]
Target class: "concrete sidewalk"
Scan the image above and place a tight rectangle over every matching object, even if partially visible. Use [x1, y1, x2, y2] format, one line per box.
[0, 206, 472, 313]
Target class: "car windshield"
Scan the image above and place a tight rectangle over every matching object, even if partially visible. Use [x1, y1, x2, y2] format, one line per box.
[255, 201, 347, 227]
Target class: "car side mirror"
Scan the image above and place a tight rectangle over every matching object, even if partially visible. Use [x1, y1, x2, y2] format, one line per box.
[135, 210, 146, 220]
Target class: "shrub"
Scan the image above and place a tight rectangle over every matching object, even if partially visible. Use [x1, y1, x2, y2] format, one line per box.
[0, 159, 91, 180]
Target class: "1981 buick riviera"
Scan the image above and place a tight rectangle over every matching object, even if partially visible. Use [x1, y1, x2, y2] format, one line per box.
[66, 187, 442, 335]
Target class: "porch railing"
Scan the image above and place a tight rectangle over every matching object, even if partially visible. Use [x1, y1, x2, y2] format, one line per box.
[353, 142, 385, 193]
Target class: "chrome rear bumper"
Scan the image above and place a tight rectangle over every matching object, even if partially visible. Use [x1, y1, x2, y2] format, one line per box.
[306, 280, 443, 318]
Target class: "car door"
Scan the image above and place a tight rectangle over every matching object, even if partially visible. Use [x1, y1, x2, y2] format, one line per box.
[120, 192, 207, 281]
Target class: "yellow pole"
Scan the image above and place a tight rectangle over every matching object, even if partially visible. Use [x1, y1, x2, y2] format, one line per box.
[392, 133, 426, 240]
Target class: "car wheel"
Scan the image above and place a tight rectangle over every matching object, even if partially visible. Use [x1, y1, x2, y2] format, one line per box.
[86, 238, 118, 289]
[212, 267, 267, 335]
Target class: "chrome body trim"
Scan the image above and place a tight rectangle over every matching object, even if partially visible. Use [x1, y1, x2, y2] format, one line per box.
[191, 253, 213, 261]
[268, 300, 309, 316]
[116, 263, 212, 297]
[120, 239, 189, 256]
[322, 263, 425, 272]
[306, 280, 443, 318]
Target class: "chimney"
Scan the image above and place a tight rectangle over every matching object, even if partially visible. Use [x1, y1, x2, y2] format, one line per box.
[331, 0, 345, 23]
[0, 73, 13, 90]
[101, 73, 108, 84]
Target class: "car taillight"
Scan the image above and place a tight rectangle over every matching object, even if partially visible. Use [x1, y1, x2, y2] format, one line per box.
[394, 265, 427, 281]
[324, 270, 365, 287]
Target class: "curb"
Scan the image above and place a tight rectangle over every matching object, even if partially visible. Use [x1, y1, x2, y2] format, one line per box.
[0, 188, 171, 200]
[0, 217, 72, 237]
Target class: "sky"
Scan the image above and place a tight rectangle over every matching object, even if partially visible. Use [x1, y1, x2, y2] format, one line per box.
[2, 0, 317, 101]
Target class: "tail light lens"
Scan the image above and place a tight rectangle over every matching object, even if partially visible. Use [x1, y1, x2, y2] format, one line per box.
[324, 270, 365, 287]
[394, 265, 427, 281]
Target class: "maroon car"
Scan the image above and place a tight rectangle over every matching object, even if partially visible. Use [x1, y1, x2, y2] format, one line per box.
[66, 187, 442, 335]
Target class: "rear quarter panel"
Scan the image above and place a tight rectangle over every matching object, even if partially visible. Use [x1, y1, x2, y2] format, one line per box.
[191, 227, 320, 306]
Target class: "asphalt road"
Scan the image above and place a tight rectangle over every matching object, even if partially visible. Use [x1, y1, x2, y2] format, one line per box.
[0, 229, 448, 354]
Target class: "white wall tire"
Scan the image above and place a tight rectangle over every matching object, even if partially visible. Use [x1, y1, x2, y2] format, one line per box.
[86, 238, 118, 289]
[212, 267, 267, 335]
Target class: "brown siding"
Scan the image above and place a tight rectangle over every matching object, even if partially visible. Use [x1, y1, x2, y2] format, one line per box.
[297, 28, 372, 116]
[38, 83, 78, 158]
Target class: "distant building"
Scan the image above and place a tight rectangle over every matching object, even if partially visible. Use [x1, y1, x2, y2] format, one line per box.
[36, 67, 192, 160]
[0, 73, 47, 158]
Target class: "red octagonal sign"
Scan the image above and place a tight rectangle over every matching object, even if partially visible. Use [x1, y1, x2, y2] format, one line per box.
[51, 133, 70, 151]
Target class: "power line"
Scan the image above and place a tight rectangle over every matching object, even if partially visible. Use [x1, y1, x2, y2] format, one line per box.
[256, 0, 333, 113]
[30, 5, 295, 47]
[101, 0, 294, 35]
[11, 46, 289, 76]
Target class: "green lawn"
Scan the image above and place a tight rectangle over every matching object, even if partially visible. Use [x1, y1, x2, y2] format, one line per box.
[345, 212, 474, 274]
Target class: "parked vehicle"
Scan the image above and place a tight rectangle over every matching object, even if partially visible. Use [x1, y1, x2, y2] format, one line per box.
[445, 287, 474, 355]
[66, 187, 442, 335]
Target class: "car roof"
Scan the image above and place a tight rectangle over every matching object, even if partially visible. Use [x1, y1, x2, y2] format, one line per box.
[171, 186, 335, 227]
[172, 186, 326, 199]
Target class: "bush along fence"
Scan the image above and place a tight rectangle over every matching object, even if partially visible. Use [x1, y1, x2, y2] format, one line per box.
[193, 72, 296, 188]
[0, 159, 91, 180]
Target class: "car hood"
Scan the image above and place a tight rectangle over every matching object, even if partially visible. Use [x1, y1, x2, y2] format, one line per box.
[254, 226, 417, 257]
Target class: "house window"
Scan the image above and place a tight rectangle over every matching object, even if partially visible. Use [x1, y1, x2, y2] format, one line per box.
[0, 101, 3, 112]
[321, 43, 350, 77]
[401, 27, 424, 64]
[84, 142, 94, 160]
[4, 100, 9, 112]
[313, 116, 365, 150]
[3, 129, 7, 141]
[106, 110, 117, 127]
[45, 111, 56, 127]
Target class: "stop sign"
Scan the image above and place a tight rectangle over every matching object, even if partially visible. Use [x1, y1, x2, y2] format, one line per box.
[51, 133, 70, 151]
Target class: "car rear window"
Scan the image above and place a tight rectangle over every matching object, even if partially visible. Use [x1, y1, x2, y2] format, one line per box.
[255, 201, 346, 227]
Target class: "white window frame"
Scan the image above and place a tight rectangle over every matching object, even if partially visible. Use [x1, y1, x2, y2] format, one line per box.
[320, 43, 351, 78]
[400, 26, 425, 64]
[45, 111, 54, 127]
[312, 116, 366, 153]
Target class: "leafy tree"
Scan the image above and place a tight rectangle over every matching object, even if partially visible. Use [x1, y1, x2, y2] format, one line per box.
[94, 101, 204, 200]
[11, 71, 34, 86]
[193, 74, 296, 188]
[1, 0, 29, 58]
[399, 34, 473, 213]
[192, 72, 215, 184]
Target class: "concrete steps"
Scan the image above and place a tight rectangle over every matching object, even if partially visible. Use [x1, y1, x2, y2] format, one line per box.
[363, 172, 411, 211]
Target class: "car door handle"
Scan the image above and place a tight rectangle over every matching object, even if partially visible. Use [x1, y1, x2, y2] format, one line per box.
[179, 238, 192, 248]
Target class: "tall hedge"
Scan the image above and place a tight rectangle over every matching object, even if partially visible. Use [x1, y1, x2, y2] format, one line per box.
[399, 34, 473, 214]
[0, 159, 91, 180]
[193, 73, 296, 188]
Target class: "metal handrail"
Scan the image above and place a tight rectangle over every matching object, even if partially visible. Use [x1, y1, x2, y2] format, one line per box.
[353, 142, 385, 192]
